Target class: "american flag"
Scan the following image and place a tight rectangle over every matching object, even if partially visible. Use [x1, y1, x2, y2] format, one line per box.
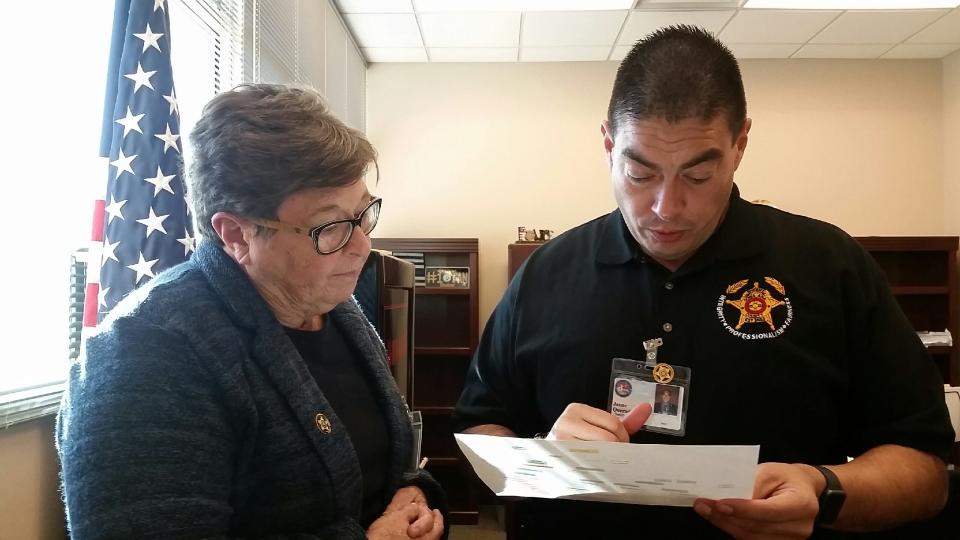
[84, 0, 195, 327]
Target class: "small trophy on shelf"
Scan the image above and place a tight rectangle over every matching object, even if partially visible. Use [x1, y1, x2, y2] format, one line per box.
[517, 226, 553, 243]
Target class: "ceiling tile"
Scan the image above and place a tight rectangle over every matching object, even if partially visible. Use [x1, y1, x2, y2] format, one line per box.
[810, 10, 947, 44]
[429, 47, 518, 61]
[335, 0, 413, 14]
[745, 1, 960, 7]
[418, 12, 521, 47]
[361, 47, 428, 62]
[907, 9, 960, 44]
[792, 43, 893, 58]
[637, 0, 741, 6]
[520, 46, 612, 62]
[344, 14, 423, 47]
[609, 44, 633, 61]
[881, 42, 960, 58]
[522, 11, 627, 47]
[619, 10, 736, 43]
[413, 0, 633, 12]
[726, 43, 801, 58]
[720, 9, 841, 43]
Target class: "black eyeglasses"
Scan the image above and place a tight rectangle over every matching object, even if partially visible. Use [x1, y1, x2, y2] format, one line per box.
[251, 197, 382, 255]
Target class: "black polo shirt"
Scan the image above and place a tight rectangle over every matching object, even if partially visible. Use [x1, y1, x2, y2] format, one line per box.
[453, 186, 952, 539]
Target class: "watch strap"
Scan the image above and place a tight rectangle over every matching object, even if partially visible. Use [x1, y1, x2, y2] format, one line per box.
[813, 465, 846, 525]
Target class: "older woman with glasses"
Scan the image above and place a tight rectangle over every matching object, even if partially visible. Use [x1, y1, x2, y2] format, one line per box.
[57, 84, 446, 540]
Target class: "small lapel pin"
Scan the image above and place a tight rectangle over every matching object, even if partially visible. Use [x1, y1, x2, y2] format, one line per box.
[315, 413, 332, 434]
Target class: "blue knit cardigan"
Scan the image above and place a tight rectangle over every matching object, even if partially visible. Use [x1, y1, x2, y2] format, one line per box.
[57, 240, 446, 539]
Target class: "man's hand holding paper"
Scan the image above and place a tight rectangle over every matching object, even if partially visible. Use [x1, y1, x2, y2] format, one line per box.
[545, 402, 652, 442]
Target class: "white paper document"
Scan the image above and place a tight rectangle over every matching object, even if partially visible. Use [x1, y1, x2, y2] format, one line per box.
[455, 434, 759, 507]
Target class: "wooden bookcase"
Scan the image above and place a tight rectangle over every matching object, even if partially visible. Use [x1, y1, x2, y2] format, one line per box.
[372, 238, 480, 525]
[855, 237, 958, 387]
[507, 242, 544, 282]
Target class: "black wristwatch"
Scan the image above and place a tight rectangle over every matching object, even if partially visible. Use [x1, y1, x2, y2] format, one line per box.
[813, 465, 846, 525]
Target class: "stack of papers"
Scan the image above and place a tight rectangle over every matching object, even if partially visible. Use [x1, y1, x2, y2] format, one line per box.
[455, 434, 758, 506]
[918, 330, 953, 347]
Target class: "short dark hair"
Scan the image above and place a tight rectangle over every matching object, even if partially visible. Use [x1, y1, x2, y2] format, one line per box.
[188, 84, 377, 245]
[607, 25, 746, 141]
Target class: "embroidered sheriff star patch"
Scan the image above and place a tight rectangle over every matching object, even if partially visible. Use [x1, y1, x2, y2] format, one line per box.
[716, 277, 793, 340]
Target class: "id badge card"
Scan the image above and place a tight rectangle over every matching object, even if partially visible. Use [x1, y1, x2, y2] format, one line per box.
[608, 357, 691, 437]
[408, 410, 423, 473]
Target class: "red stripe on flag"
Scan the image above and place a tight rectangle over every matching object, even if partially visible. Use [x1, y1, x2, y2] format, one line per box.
[83, 199, 107, 328]
[91, 199, 105, 242]
[83, 283, 100, 328]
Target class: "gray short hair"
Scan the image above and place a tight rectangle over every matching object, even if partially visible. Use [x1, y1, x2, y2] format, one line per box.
[187, 83, 377, 245]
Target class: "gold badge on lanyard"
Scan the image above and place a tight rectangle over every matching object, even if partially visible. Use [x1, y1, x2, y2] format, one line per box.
[651, 362, 675, 384]
[609, 337, 691, 437]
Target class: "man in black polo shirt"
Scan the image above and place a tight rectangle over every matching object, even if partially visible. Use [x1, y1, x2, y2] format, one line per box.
[453, 25, 953, 539]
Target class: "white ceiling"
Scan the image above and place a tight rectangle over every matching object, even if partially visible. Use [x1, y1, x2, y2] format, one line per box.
[333, 0, 960, 62]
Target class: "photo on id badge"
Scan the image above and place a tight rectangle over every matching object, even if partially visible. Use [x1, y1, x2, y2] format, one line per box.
[611, 377, 683, 432]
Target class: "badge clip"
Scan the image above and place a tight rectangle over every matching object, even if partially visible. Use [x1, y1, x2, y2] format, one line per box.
[642, 338, 663, 368]
[643, 337, 674, 383]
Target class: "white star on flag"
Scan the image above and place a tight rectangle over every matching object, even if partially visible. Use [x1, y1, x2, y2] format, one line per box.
[104, 196, 127, 223]
[110, 149, 137, 179]
[101, 237, 121, 264]
[136, 207, 169, 238]
[154, 0, 166, 12]
[127, 252, 159, 283]
[115, 107, 145, 138]
[154, 123, 180, 153]
[143, 166, 176, 195]
[124, 62, 156, 94]
[133, 24, 163, 53]
[177, 231, 196, 256]
[98, 287, 111, 308]
[163, 89, 179, 116]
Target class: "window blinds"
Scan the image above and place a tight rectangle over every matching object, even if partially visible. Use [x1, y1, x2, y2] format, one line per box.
[250, 0, 367, 130]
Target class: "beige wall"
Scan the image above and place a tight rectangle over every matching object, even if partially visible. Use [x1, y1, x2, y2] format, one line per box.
[367, 60, 945, 322]
[945, 50, 960, 236]
[0, 416, 65, 539]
